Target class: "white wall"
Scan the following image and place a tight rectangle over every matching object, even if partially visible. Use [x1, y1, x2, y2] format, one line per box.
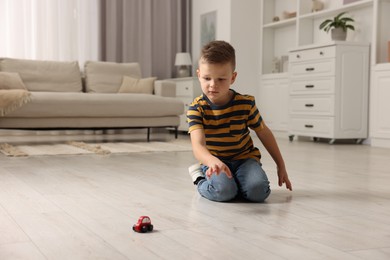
[191, 0, 232, 69]
[230, 0, 261, 96]
[192, 0, 260, 96]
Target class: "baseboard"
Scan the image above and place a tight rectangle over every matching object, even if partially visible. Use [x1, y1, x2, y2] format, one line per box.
[370, 138, 390, 149]
[250, 130, 289, 140]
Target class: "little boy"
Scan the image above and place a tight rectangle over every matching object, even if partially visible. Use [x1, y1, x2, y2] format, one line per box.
[187, 40, 292, 202]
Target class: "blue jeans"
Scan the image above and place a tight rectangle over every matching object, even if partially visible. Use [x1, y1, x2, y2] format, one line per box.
[197, 158, 271, 202]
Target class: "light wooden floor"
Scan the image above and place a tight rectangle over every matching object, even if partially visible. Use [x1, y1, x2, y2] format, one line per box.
[1, 133, 390, 260]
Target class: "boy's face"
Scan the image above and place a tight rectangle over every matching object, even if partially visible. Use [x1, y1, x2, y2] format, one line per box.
[197, 60, 237, 105]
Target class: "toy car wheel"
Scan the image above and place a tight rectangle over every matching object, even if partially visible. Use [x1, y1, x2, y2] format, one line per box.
[141, 226, 148, 233]
[148, 225, 154, 232]
[132, 225, 136, 231]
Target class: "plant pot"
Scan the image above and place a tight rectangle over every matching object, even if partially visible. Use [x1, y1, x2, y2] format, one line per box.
[331, 28, 347, 41]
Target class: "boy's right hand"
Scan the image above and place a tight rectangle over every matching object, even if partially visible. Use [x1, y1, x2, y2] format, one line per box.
[206, 162, 233, 179]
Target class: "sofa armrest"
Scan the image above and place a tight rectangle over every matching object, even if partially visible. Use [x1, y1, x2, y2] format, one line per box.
[154, 80, 176, 97]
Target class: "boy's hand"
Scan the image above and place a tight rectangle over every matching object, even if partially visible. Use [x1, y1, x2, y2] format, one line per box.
[206, 161, 233, 179]
[277, 167, 292, 191]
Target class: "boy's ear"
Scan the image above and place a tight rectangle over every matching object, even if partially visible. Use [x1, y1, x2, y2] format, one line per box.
[231, 71, 237, 84]
[196, 69, 200, 78]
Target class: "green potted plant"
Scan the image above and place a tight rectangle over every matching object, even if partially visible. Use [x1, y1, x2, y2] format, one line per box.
[319, 12, 355, 41]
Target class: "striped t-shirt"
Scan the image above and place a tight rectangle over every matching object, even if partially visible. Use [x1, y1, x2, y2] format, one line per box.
[187, 89, 264, 161]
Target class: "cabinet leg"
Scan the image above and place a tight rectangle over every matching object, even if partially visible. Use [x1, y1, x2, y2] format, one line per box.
[289, 135, 294, 142]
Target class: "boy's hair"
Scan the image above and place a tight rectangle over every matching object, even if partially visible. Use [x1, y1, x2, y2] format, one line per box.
[200, 40, 236, 70]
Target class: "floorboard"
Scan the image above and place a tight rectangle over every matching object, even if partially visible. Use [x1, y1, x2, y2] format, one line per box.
[1, 134, 390, 259]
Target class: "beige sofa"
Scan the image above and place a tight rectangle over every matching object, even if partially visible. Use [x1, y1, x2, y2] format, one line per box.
[0, 58, 184, 141]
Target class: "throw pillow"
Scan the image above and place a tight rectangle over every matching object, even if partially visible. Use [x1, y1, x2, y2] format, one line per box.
[84, 61, 142, 93]
[118, 76, 156, 94]
[0, 72, 27, 90]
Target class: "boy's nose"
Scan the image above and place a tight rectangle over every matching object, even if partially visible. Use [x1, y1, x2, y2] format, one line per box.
[209, 79, 216, 87]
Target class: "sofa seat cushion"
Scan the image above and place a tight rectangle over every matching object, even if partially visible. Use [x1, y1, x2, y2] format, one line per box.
[4, 92, 184, 118]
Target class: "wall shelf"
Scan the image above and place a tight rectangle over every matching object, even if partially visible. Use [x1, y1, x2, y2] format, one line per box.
[263, 18, 296, 29]
[299, 0, 373, 19]
[374, 63, 390, 71]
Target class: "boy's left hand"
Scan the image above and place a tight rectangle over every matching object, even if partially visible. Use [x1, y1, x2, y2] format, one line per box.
[277, 167, 292, 191]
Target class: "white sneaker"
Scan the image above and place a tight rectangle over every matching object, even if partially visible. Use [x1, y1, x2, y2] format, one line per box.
[188, 163, 204, 184]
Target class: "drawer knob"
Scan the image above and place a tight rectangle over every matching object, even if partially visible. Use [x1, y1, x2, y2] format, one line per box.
[305, 124, 314, 128]
[305, 85, 314, 88]
[296, 54, 300, 59]
[306, 67, 315, 71]
[305, 104, 314, 107]
[319, 51, 324, 55]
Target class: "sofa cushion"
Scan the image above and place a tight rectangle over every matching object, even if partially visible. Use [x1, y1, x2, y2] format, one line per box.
[4, 92, 184, 118]
[0, 117, 180, 129]
[85, 61, 142, 93]
[0, 58, 83, 92]
[118, 76, 156, 94]
[0, 72, 27, 90]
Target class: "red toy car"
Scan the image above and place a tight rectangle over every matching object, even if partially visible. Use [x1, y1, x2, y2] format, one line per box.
[133, 216, 154, 233]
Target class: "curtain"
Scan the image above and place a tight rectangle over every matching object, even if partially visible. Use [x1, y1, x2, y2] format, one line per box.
[0, 0, 191, 77]
[100, 0, 191, 79]
[0, 0, 100, 66]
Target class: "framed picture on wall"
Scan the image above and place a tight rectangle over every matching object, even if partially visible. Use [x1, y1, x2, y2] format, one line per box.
[200, 11, 217, 48]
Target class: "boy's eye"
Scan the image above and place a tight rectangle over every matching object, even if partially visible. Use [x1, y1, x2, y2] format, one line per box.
[203, 77, 226, 81]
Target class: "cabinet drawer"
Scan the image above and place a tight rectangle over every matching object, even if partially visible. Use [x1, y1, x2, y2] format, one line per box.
[176, 83, 194, 96]
[290, 59, 335, 77]
[290, 117, 334, 136]
[290, 77, 335, 94]
[289, 46, 336, 62]
[178, 97, 194, 131]
[290, 96, 334, 115]
[179, 113, 189, 131]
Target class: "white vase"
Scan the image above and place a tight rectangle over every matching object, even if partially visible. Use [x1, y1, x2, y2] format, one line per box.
[331, 28, 347, 41]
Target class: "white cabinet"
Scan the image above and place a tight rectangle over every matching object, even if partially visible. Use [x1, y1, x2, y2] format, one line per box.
[258, 74, 289, 131]
[259, 0, 376, 137]
[260, 0, 376, 76]
[370, 0, 390, 147]
[258, 0, 390, 145]
[288, 42, 370, 143]
[168, 77, 202, 132]
[370, 64, 390, 148]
